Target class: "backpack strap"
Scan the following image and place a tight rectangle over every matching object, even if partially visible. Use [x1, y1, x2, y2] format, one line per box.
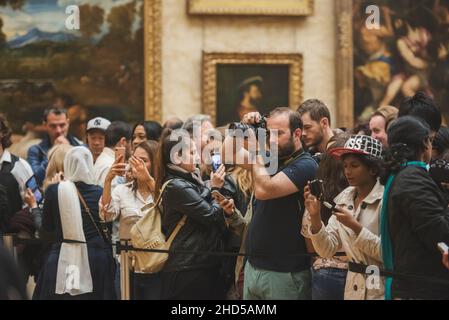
[141, 179, 174, 213]
[139, 179, 187, 245]
[166, 215, 187, 244]
[156, 179, 187, 243]
[157, 179, 174, 206]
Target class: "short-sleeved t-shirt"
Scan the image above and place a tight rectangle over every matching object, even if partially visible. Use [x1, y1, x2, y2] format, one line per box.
[246, 151, 318, 272]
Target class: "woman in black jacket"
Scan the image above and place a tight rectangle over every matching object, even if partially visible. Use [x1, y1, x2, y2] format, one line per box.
[381, 116, 449, 300]
[155, 129, 228, 300]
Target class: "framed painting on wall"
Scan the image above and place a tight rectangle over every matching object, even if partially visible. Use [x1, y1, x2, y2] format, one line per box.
[202, 53, 303, 127]
[352, 0, 449, 123]
[188, 0, 314, 16]
[0, 0, 162, 141]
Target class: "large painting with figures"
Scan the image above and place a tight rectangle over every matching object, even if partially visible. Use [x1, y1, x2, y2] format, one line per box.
[0, 0, 145, 140]
[353, 0, 449, 123]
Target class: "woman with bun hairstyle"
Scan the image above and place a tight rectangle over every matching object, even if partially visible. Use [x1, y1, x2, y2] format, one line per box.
[380, 116, 449, 300]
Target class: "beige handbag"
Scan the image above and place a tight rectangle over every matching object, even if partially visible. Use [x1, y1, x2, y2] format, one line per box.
[130, 180, 187, 274]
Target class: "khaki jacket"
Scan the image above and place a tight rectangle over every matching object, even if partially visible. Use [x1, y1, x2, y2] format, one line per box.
[309, 180, 385, 300]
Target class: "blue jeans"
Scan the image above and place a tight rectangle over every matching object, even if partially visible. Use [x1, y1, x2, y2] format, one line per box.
[311, 268, 347, 300]
[133, 273, 162, 300]
[114, 260, 121, 299]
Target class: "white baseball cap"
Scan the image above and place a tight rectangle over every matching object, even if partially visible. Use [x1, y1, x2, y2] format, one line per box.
[86, 117, 111, 132]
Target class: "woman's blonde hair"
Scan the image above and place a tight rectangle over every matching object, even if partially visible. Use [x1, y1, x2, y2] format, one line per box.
[230, 166, 253, 200]
[43, 144, 73, 190]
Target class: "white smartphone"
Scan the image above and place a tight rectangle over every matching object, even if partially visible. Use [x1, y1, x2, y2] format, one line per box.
[323, 201, 337, 211]
[438, 242, 449, 255]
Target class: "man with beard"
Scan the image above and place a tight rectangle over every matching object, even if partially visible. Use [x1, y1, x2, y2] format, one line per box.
[237, 108, 318, 300]
[297, 99, 335, 158]
[236, 76, 263, 121]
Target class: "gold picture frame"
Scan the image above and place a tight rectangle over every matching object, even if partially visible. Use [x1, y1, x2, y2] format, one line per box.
[202, 53, 303, 126]
[188, 0, 314, 16]
[335, 0, 354, 128]
[144, 0, 162, 122]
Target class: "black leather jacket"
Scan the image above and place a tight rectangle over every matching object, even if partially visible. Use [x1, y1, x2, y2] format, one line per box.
[161, 168, 227, 272]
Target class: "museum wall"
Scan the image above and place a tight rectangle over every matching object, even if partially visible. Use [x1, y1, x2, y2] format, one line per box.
[161, 0, 337, 122]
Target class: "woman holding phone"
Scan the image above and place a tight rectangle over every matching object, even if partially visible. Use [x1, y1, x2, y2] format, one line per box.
[301, 133, 350, 301]
[100, 140, 158, 299]
[155, 129, 227, 300]
[304, 135, 385, 300]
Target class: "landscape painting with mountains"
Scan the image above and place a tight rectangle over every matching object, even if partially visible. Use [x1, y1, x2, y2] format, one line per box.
[0, 0, 144, 133]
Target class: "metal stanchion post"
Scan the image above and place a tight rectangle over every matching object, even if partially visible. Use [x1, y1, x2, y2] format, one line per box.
[120, 240, 131, 300]
[3, 234, 18, 264]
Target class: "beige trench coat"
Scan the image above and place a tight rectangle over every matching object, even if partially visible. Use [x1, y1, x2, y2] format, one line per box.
[309, 180, 385, 300]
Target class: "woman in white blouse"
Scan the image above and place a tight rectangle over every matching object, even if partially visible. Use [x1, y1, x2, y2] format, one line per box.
[100, 140, 158, 300]
[100, 140, 158, 237]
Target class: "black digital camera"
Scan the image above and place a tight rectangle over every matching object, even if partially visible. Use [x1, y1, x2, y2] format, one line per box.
[308, 179, 324, 201]
[308, 179, 337, 211]
[229, 115, 268, 140]
[430, 159, 449, 186]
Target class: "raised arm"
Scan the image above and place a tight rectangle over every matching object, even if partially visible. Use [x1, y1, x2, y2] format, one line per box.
[165, 180, 226, 230]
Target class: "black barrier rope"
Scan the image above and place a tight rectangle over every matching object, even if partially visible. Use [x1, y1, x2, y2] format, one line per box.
[9, 235, 449, 288]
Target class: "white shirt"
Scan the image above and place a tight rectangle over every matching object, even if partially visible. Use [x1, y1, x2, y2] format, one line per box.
[99, 182, 154, 240]
[93, 147, 115, 187]
[1, 150, 34, 197]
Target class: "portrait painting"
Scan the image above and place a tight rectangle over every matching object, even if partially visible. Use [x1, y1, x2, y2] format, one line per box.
[0, 0, 145, 140]
[202, 53, 303, 127]
[353, 0, 449, 123]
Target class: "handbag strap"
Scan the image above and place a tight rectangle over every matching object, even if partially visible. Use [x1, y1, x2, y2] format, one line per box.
[76, 188, 109, 242]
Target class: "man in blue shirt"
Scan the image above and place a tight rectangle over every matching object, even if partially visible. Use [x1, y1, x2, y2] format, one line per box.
[240, 108, 318, 300]
[27, 108, 83, 186]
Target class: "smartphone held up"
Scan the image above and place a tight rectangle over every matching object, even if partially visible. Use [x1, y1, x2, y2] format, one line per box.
[115, 147, 126, 163]
[211, 151, 222, 173]
[114, 147, 127, 176]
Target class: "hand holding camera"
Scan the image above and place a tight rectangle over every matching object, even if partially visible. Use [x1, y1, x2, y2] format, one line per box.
[304, 182, 322, 218]
[229, 112, 267, 141]
[305, 180, 332, 217]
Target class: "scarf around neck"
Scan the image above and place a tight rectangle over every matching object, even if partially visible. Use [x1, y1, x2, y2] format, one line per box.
[380, 161, 428, 300]
[167, 163, 204, 186]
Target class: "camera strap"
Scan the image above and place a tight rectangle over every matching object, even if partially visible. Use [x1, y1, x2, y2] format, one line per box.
[278, 149, 305, 172]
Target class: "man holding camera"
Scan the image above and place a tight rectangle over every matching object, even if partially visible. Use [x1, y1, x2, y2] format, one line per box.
[236, 108, 318, 300]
